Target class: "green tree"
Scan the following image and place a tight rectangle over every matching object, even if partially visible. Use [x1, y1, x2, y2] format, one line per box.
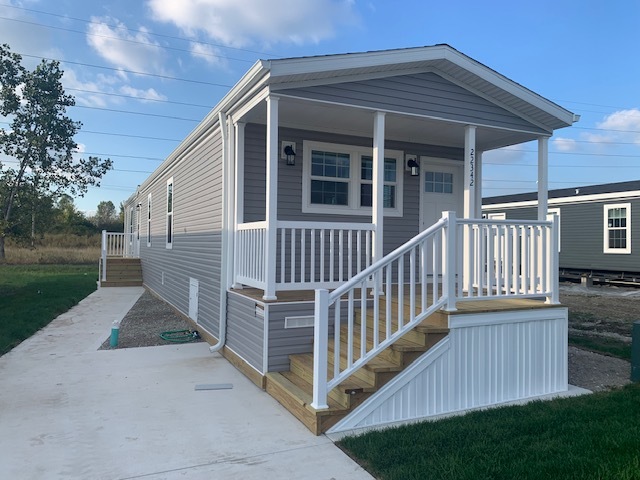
[93, 200, 117, 229]
[0, 44, 112, 260]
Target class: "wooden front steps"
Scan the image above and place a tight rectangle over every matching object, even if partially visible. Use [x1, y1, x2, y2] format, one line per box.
[101, 258, 143, 287]
[265, 306, 449, 435]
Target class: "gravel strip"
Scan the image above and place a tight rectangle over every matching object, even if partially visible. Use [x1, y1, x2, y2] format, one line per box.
[101, 289, 633, 392]
[99, 290, 202, 350]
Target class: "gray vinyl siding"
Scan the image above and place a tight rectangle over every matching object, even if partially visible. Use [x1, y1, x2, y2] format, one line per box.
[279, 72, 547, 134]
[266, 303, 315, 372]
[243, 123, 463, 256]
[136, 129, 223, 337]
[226, 292, 264, 372]
[490, 200, 640, 273]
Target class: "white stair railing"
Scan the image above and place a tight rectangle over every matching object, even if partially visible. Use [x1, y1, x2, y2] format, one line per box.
[100, 231, 138, 282]
[311, 212, 558, 409]
[311, 216, 449, 409]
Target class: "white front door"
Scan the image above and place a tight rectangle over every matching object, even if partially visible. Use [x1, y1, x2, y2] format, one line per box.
[419, 158, 463, 230]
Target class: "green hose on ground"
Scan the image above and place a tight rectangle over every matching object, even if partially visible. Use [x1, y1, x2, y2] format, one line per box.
[159, 329, 200, 343]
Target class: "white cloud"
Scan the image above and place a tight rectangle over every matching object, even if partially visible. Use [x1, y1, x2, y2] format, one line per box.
[63, 68, 168, 109]
[553, 137, 578, 152]
[147, 0, 359, 47]
[119, 85, 167, 102]
[584, 109, 640, 146]
[189, 42, 228, 68]
[86, 16, 167, 75]
[483, 144, 531, 165]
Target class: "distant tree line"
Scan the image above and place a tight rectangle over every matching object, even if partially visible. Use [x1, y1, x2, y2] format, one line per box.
[0, 179, 123, 247]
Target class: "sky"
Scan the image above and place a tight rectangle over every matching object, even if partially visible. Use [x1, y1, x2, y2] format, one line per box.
[1, 0, 639, 214]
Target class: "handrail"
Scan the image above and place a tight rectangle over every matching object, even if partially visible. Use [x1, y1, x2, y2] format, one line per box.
[311, 212, 558, 409]
[311, 216, 449, 409]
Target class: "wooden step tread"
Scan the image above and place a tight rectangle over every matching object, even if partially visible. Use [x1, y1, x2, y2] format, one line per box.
[266, 372, 348, 414]
[336, 327, 428, 353]
[304, 349, 403, 374]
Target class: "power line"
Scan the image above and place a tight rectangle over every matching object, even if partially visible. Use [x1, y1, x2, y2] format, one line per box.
[67, 87, 213, 109]
[0, 2, 280, 58]
[71, 104, 201, 122]
[78, 129, 181, 142]
[18, 52, 234, 87]
[1, 16, 257, 65]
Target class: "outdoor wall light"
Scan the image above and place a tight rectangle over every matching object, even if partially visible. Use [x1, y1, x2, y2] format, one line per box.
[284, 144, 296, 166]
[407, 157, 420, 176]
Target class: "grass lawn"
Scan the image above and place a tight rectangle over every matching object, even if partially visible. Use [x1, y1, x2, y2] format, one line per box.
[0, 264, 97, 355]
[339, 384, 640, 480]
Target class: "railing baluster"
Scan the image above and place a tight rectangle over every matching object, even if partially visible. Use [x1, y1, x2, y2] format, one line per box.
[301, 229, 306, 284]
[311, 229, 316, 283]
[290, 228, 296, 284]
[347, 289, 354, 367]
[409, 248, 416, 322]
[397, 259, 404, 329]
[348, 230, 353, 281]
[385, 265, 392, 340]
[329, 229, 335, 283]
[339, 230, 344, 282]
[320, 229, 325, 283]
[373, 270, 379, 348]
[360, 280, 367, 360]
[333, 297, 341, 380]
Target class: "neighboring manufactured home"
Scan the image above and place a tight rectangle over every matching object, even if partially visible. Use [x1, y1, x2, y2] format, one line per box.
[101, 45, 579, 434]
[484, 180, 640, 280]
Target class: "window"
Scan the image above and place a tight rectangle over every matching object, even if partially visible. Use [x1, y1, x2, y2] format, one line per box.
[310, 150, 350, 206]
[424, 171, 453, 193]
[302, 141, 403, 216]
[166, 178, 174, 249]
[604, 203, 630, 254]
[360, 156, 397, 208]
[147, 194, 152, 247]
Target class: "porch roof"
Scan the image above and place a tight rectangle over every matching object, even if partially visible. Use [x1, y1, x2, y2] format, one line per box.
[264, 44, 578, 132]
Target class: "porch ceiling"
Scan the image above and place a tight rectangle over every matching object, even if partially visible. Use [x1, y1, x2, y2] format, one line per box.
[241, 96, 544, 152]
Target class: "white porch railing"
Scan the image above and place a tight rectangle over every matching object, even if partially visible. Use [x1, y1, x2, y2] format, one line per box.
[311, 212, 559, 409]
[235, 220, 375, 292]
[457, 218, 559, 301]
[100, 231, 138, 282]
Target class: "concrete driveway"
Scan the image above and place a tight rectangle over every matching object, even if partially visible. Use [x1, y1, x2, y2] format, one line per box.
[0, 287, 373, 480]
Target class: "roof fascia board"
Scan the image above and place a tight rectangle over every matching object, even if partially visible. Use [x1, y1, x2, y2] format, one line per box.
[483, 190, 640, 209]
[268, 45, 452, 77]
[433, 68, 553, 134]
[136, 60, 269, 193]
[441, 48, 575, 127]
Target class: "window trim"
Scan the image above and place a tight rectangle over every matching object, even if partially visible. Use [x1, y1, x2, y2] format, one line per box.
[603, 203, 631, 254]
[301, 140, 404, 217]
[166, 177, 174, 249]
[147, 193, 152, 247]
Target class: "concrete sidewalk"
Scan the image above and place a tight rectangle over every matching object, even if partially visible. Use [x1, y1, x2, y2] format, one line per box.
[0, 287, 373, 480]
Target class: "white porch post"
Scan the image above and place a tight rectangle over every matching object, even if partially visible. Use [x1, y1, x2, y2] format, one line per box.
[463, 125, 477, 219]
[474, 151, 483, 219]
[537, 136, 549, 220]
[463, 125, 476, 290]
[372, 111, 386, 270]
[232, 121, 245, 289]
[264, 96, 279, 300]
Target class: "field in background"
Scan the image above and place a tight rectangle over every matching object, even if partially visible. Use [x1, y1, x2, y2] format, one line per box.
[0, 264, 98, 355]
[4, 233, 100, 264]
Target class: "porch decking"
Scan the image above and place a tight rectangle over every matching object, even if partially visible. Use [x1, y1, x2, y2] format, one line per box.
[234, 286, 562, 434]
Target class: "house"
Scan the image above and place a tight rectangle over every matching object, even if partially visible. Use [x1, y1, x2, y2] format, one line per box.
[484, 180, 640, 282]
[101, 45, 578, 435]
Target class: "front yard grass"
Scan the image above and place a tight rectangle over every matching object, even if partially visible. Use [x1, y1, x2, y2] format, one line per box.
[339, 383, 640, 480]
[0, 264, 97, 355]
